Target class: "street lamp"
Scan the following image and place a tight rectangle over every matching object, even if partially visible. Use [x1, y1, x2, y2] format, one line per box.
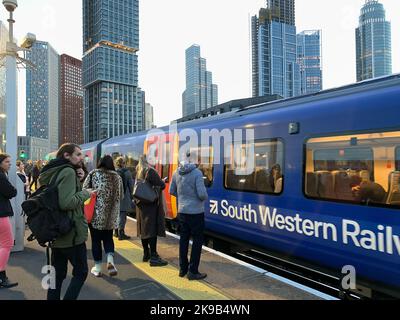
[1, 0, 34, 253]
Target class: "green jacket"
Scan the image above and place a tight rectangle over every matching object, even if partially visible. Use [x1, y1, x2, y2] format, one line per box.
[38, 164, 91, 249]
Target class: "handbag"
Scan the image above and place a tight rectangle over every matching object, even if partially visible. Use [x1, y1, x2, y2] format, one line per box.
[132, 169, 158, 204]
[84, 193, 97, 224]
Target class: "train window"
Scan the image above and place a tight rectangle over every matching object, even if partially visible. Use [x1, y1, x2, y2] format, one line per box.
[188, 146, 214, 188]
[305, 131, 400, 208]
[224, 139, 284, 194]
[396, 147, 400, 171]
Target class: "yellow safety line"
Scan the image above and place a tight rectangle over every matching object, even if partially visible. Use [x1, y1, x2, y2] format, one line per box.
[114, 240, 230, 300]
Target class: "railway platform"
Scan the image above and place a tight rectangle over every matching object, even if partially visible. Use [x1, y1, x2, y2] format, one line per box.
[0, 218, 333, 301]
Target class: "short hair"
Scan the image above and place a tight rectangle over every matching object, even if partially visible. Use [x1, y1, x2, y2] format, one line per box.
[56, 143, 81, 159]
[115, 156, 125, 168]
[98, 155, 116, 171]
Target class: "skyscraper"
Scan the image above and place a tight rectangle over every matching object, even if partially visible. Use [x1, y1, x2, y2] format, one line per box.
[182, 45, 218, 117]
[60, 54, 84, 145]
[356, 0, 392, 82]
[82, 0, 142, 143]
[0, 21, 8, 153]
[26, 41, 60, 154]
[297, 30, 323, 95]
[144, 103, 154, 130]
[252, 1, 300, 98]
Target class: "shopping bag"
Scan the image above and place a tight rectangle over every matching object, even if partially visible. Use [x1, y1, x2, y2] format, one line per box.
[84, 193, 97, 224]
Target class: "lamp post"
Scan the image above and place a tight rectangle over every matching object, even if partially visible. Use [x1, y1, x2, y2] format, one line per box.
[1, 0, 36, 252]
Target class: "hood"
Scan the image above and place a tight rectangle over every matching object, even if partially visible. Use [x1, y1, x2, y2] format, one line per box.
[41, 158, 70, 174]
[39, 162, 73, 186]
[178, 162, 197, 176]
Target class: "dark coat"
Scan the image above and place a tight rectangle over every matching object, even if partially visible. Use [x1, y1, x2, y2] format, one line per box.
[0, 171, 17, 218]
[117, 168, 134, 212]
[135, 168, 166, 240]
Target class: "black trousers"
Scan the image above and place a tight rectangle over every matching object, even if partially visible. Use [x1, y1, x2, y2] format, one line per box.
[179, 213, 205, 274]
[89, 225, 115, 262]
[47, 243, 88, 301]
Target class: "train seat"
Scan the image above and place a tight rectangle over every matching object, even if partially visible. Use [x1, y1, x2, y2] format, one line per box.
[306, 172, 318, 197]
[333, 170, 355, 201]
[255, 169, 273, 193]
[359, 170, 371, 182]
[316, 171, 335, 199]
[387, 171, 400, 205]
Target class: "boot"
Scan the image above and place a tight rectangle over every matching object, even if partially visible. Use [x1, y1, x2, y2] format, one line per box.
[0, 271, 18, 289]
[114, 229, 119, 238]
[118, 230, 131, 241]
[149, 254, 168, 267]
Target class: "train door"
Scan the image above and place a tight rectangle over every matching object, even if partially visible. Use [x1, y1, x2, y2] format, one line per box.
[144, 133, 179, 219]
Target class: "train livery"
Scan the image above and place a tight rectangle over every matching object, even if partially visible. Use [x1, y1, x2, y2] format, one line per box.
[72, 75, 400, 298]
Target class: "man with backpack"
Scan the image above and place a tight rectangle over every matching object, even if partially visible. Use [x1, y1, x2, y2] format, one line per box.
[37, 143, 95, 300]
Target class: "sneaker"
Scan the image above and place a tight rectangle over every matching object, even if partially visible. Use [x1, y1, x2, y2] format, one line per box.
[149, 256, 168, 267]
[188, 272, 207, 281]
[107, 263, 118, 277]
[0, 277, 18, 289]
[90, 267, 102, 278]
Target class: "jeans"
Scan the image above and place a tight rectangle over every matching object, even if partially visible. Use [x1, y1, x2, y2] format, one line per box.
[118, 211, 127, 231]
[89, 225, 115, 262]
[0, 217, 13, 272]
[47, 243, 88, 301]
[178, 213, 205, 274]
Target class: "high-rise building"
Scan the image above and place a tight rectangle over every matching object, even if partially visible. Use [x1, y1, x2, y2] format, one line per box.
[356, 0, 392, 82]
[297, 30, 323, 95]
[266, 0, 295, 26]
[0, 20, 7, 153]
[59, 54, 84, 145]
[252, 1, 300, 98]
[82, 0, 142, 143]
[144, 103, 154, 130]
[26, 41, 60, 154]
[182, 45, 218, 117]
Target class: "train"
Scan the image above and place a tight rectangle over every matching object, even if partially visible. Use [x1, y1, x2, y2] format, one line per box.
[54, 74, 400, 298]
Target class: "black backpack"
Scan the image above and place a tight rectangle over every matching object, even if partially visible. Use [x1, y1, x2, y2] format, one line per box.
[22, 167, 75, 247]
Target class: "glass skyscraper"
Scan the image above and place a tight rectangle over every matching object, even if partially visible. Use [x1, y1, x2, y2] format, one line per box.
[26, 41, 60, 154]
[82, 0, 142, 142]
[356, 0, 392, 82]
[297, 30, 323, 95]
[252, 1, 300, 98]
[182, 45, 218, 117]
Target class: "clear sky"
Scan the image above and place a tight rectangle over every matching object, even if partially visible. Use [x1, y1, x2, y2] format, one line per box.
[0, 0, 398, 136]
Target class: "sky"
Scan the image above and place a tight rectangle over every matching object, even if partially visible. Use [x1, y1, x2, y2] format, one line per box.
[0, 0, 398, 136]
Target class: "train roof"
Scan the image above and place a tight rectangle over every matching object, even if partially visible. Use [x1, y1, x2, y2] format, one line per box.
[103, 73, 400, 144]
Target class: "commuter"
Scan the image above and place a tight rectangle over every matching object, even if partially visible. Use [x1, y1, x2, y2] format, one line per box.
[115, 156, 134, 240]
[0, 154, 18, 289]
[38, 144, 95, 300]
[135, 155, 168, 267]
[269, 164, 283, 194]
[30, 160, 42, 191]
[351, 176, 387, 204]
[16, 160, 30, 199]
[83, 155, 123, 278]
[25, 159, 33, 186]
[170, 152, 208, 281]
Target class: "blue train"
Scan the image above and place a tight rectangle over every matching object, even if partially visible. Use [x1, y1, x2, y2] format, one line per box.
[79, 74, 400, 298]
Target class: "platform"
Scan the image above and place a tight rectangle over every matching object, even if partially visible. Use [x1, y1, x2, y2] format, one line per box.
[0, 218, 330, 300]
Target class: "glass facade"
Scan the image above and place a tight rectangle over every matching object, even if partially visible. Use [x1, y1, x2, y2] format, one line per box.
[182, 45, 218, 117]
[0, 21, 7, 153]
[26, 41, 59, 154]
[356, 0, 392, 82]
[297, 30, 323, 95]
[83, 0, 142, 142]
[258, 21, 300, 98]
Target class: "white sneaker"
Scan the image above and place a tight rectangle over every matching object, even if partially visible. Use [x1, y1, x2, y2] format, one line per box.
[91, 266, 102, 278]
[107, 263, 118, 277]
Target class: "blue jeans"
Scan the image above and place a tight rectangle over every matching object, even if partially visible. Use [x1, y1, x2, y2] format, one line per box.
[89, 225, 115, 262]
[178, 213, 205, 274]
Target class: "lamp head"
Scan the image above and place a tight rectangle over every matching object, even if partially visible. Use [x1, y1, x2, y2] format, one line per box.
[2, 0, 18, 12]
